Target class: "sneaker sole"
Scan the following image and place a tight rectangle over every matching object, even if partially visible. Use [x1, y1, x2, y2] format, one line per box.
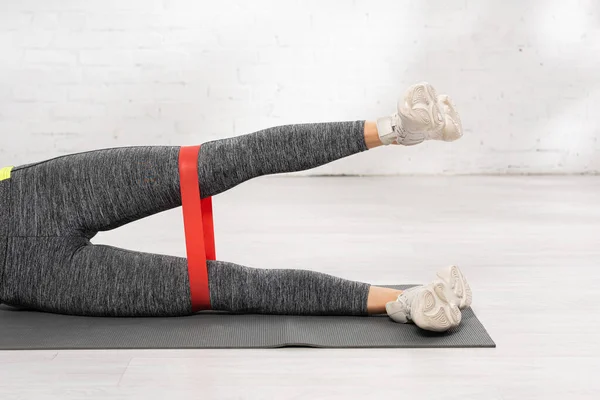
[410, 281, 462, 332]
[437, 265, 472, 310]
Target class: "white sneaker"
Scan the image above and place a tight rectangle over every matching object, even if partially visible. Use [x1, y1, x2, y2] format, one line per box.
[377, 82, 463, 146]
[436, 265, 472, 310]
[385, 280, 462, 332]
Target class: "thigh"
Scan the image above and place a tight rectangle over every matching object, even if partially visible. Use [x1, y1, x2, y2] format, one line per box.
[1, 236, 193, 317]
[10, 146, 182, 237]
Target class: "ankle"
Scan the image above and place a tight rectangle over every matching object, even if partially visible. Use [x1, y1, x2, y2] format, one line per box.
[363, 121, 385, 149]
[367, 286, 403, 314]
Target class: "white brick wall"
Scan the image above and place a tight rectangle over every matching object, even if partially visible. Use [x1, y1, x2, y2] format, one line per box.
[1, 0, 599, 174]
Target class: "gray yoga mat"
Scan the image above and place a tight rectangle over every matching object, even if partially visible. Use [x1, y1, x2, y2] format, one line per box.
[0, 285, 495, 349]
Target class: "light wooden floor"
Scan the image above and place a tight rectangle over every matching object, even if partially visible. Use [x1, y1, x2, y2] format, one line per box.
[1, 176, 599, 400]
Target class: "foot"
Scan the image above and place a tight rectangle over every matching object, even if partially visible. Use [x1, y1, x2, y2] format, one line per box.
[436, 265, 473, 310]
[377, 82, 463, 146]
[385, 280, 462, 332]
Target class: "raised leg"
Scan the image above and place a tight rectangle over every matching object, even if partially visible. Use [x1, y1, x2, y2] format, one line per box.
[9, 121, 374, 237]
[196, 120, 371, 198]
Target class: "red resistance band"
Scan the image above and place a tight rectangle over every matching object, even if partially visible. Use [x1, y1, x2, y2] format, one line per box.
[178, 145, 216, 312]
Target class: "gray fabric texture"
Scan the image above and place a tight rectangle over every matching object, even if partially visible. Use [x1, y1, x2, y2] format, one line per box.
[0, 121, 370, 317]
[0, 286, 495, 349]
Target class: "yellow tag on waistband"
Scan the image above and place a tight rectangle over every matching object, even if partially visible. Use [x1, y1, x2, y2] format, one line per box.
[0, 166, 14, 181]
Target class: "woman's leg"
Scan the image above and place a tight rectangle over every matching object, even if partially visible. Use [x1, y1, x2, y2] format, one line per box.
[209, 260, 401, 316]
[1, 236, 396, 317]
[9, 80, 463, 236]
[8, 121, 374, 237]
[197, 120, 379, 198]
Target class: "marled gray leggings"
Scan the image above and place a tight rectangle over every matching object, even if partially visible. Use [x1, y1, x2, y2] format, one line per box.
[0, 121, 371, 317]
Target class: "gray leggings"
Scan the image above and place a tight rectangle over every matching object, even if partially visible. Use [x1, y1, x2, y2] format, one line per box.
[0, 121, 371, 317]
